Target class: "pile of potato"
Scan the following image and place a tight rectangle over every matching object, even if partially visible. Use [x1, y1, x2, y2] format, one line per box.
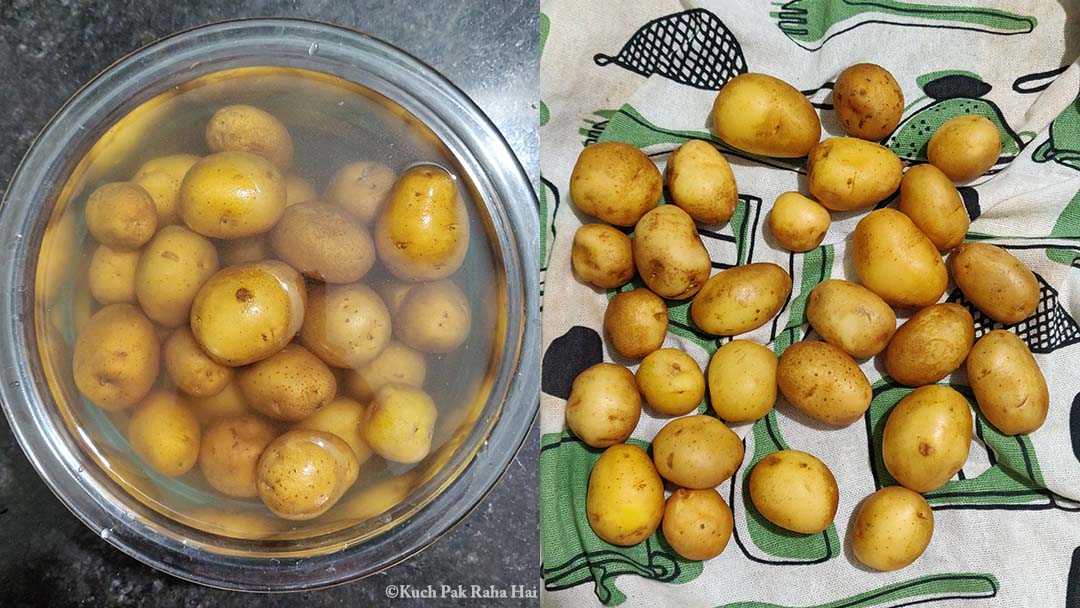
[71, 104, 473, 521]
[566, 64, 1048, 569]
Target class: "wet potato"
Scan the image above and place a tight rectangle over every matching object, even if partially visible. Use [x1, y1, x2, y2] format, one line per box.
[237, 344, 337, 422]
[362, 384, 439, 464]
[300, 282, 392, 368]
[199, 414, 279, 497]
[131, 154, 201, 225]
[179, 150, 287, 239]
[284, 173, 318, 206]
[569, 141, 662, 227]
[566, 363, 642, 448]
[128, 390, 201, 477]
[394, 280, 471, 354]
[163, 326, 233, 398]
[88, 245, 140, 305]
[270, 201, 375, 283]
[84, 182, 158, 250]
[135, 225, 220, 327]
[324, 161, 396, 223]
[342, 341, 427, 403]
[257, 429, 359, 521]
[73, 303, 160, 411]
[205, 104, 294, 169]
[293, 397, 374, 466]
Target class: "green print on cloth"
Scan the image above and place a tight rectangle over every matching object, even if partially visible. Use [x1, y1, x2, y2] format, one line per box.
[1033, 92, 1080, 263]
[715, 573, 999, 608]
[541, 13, 551, 127]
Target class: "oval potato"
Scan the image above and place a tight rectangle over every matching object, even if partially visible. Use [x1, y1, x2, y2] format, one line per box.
[807, 279, 896, 358]
[131, 154, 201, 225]
[128, 391, 200, 477]
[777, 340, 871, 426]
[691, 263, 792, 336]
[898, 164, 969, 250]
[807, 137, 903, 211]
[749, 449, 838, 534]
[571, 224, 635, 289]
[566, 363, 641, 447]
[966, 330, 1049, 435]
[88, 245, 140, 305]
[205, 104, 293, 169]
[853, 208, 947, 308]
[711, 73, 821, 158]
[768, 192, 831, 253]
[257, 429, 359, 520]
[928, 115, 1001, 182]
[179, 151, 287, 239]
[851, 486, 934, 571]
[632, 205, 711, 299]
[363, 384, 439, 464]
[883, 385, 973, 493]
[569, 142, 662, 227]
[73, 303, 160, 411]
[237, 344, 337, 422]
[636, 348, 705, 416]
[135, 225, 220, 327]
[586, 443, 664, 546]
[323, 161, 396, 223]
[833, 63, 904, 141]
[652, 415, 743, 489]
[199, 414, 279, 497]
[884, 303, 974, 387]
[665, 140, 738, 224]
[951, 242, 1039, 324]
[662, 488, 733, 561]
[604, 288, 668, 359]
[707, 340, 777, 423]
[270, 202, 375, 283]
[300, 282, 392, 367]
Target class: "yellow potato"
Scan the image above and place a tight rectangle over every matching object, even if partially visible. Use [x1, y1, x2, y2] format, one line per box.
[189, 380, 251, 424]
[632, 205, 711, 300]
[928, 115, 1001, 181]
[768, 192, 831, 252]
[635, 349, 705, 416]
[73, 303, 160, 411]
[571, 224, 634, 289]
[284, 173, 318, 206]
[851, 486, 934, 571]
[128, 390, 200, 477]
[884, 303, 974, 387]
[807, 137, 903, 211]
[967, 330, 1049, 435]
[293, 397, 373, 466]
[257, 429, 359, 520]
[163, 326, 233, 398]
[586, 443, 664, 546]
[205, 104, 293, 169]
[853, 208, 947, 308]
[134, 225, 220, 327]
[833, 63, 904, 141]
[362, 384, 438, 464]
[748, 449, 838, 534]
[898, 164, 969, 250]
[690, 263, 792, 336]
[394, 280, 471, 354]
[883, 385, 972, 493]
[237, 344, 337, 422]
[179, 151, 286, 239]
[707, 339, 777, 423]
[342, 341, 427, 402]
[84, 182, 158, 250]
[652, 415, 743, 489]
[569, 141, 662, 226]
[806, 279, 896, 358]
[270, 202, 375, 283]
[300, 282, 392, 367]
[218, 235, 272, 265]
[662, 488, 734, 561]
[131, 154, 201, 225]
[324, 161, 396, 223]
[566, 363, 641, 447]
[88, 245, 140, 304]
[665, 139, 738, 224]
[603, 288, 668, 359]
[777, 340, 871, 426]
[711, 73, 821, 158]
[198, 414, 279, 497]
[950, 243, 1039, 324]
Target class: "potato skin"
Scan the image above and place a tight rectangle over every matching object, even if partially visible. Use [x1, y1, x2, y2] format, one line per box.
[189, 380, 251, 424]
[749, 449, 838, 534]
[652, 415, 743, 489]
[883, 386, 972, 493]
[570, 142, 662, 226]
[128, 391, 201, 477]
[85, 182, 158, 250]
[635, 349, 705, 416]
[928, 115, 1001, 182]
[179, 151, 287, 239]
[199, 414, 279, 497]
[566, 363, 641, 448]
[73, 304, 160, 411]
[342, 341, 426, 402]
[707, 340, 777, 423]
[299, 282, 391, 368]
[362, 384, 438, 464]
[163, 326, 233, 398]
[135, 225, 220, 327]
[851, 486, 934, 571]
[662, 488, 734, 561]
[711, 73, 821, 158]
[833, 63, 904, 140]
[257, 429, 359, 520]
[768, 192, 830, 252]
[884, 303, 974, 387]
[131, 154, 201, 225]
[807, 137, 903, 211]
[633, 205, 711, 300]
[394, 280, 471, 354]
[665, 140, 738, 224]
[967, 330, 1049, 435]
[806, 279, 896, 358]
[586, 443, 664, 546]
[777, 341, 871, 426]
[852, 208, 947, 308]
[205, 104, 293, 169]
[950, 243, 1039, 324]
[293, 397, 373, 466]
[88, 245, 140, 304]
[898, 164, 969, 250]
[270, 202, 375, 283]
[237, 344, 337, 422]
[690, 263, 792, 336]
[324, 161, 396, 223]
[571, 224, 634, 289]
[603, 288, 668, 359]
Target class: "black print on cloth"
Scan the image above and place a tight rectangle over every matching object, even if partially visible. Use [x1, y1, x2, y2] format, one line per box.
[923, 73, 992, 101]
[541, 326, 603, 400]
[958, 186, 981, 221]
[1069, 546, 1080, 607]
[593, 9, 747, 90]
[1071, 392, 1080, 465]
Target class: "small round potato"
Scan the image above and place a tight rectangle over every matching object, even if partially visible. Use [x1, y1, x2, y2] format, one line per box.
[603, 288, 668, 359]
[128, 391, 201, 477]
[833, 63, 904, 141]
[135, 225, 220, 327]
[300, 282, 392, 367]
[85, 182, 158, 250]
[768, 192, 831, 252]
[707, 340, 777, 423]
[662, 488, 734, 561]
[396, 280, 472, 354]
[853, 209, 947, 308]
[665, 139, 738, 224]
[928, 115, 1001, 182]
[131, 154, 201, 225]
[257, 429, 359, 520]
[324, 161, 396, 223]
[198, 414, 279, 497]
[777, 340, 872, 426]
[711, 73, 821, 158]
[218, 235, 272, 265]
[807, 137, 903, 211]
[571, 224, 634, 289]
[342, 341, 427, 402]
[73, 304, 160, 411]
[293, 397, 374, 466]
[883, 385, 973, 493]
[951, 242, 1039, 324]
[566, 363, 642, 447]
[238, 344, 337, 422]
[851, 486, 934, 571]
[163, 326, 233, 398]
[806, 279, 896, 358]
[270, 202, 375, 283]
[205, 104, 294, 169]
[88, 245, 140, 304]
[690, 263, 792, 336]
[884, 303, 974, 387]
[652, 415, 743, 489]
[967, 330, 1049, 435]
[898, 164, 969, 250]
[285, 173, 318, 206]
[362, 384, 438, 464]
[587, 443, 664, 546]
[635, 349, 705, 416]
[569, 142, 662, 226]
[749, 449, 838, 534]
[189, 380, 251, 424]
[179, 151, 287, 239]
[632, 205, 711, 300]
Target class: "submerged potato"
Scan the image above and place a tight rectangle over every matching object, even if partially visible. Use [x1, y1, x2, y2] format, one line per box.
[270, 202, 375, 283]
[851, 486, 934, 571]
[635, 348, 705, 416]
[768, 192, 831, 253]
[884, 303, 974, 387]
[690, 263, 792, 336]
[131, 154, 201, 225]
[88, 245, 140, 304]
[566, 363, 642, 448]
[652, 415, 743, 489]
[257, 429, 359, 520]
[569, 142, 662, 226]
[632, 205, 711, 300]
[73, 304, 160, 411]
[951, 243, 1039, 324]
[300, 282, 392, 368]
[662, 488, 734, 561]
[199, 414, 279, 497]
[711, 73, 821, 158]
[163, 326, 233, 398]
[85, 182, 158, 250]
[807, 137, 903, 211]
[587, 443, 664, 546]
[853, 209, 947, 308]
[205, 104, 294, 169]
[135, 225, 220, 327]
[179, 151, 287, 239]
[324, 161, 396, 223]
[237, 344, 337, 422]
[707, 339, 777, 423]
[928, 115, 1001, 182]
[362, 384, 438, 464]
[395, 280, 471, 354]
[571, 224, 635, 289]
[293, 397, 374, 466]
[777, 340, 871, 426]
[833, 63, 904, 140]
[189, 380, 251, 424]
[284, 173, 318, 206]
[898, 164, 969, 250]
[218, 235, 272, 266]
[967, 330, 1049, 435]
[883, 385, 973, 493]
[665, 139, 738, 224]
[128, 391, 200, 477]
[342, 341, 427, 402]
[749, 449, 838, 534]
[603, 288, 668, 359]
[806, 279, 896, 358]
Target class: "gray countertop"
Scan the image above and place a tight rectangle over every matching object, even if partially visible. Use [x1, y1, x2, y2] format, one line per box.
[0, 1, 539, 606]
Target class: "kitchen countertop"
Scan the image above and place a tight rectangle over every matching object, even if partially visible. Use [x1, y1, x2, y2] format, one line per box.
[0, 1, 539, 606]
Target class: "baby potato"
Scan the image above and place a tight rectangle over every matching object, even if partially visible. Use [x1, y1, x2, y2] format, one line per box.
[690, 263, 792, 336]
[853, 209, 947, 308]
[218, 235, 272, 265]
[587, 443, 664, 546]
[88, 245, 140, 304]
[342, 341, 427, 402]
[284, 173, 318, 206]
[633, 205, 711, 300]
[777, 340, 871, 426]
[179, 151, 287, 239]
[131, 154, 201, 225]
[851, 486, 934, 571]
[569, 142, 662, 226]
[375, 165, 469, 281]
[833, 63, 904, 140]
[85, 182, 158, 250]
[806, 279, 896, 359]
[198, 414, 279, 497]
[257, 429, 359, 520]
[652, 415, 743, 489]
[665, 139, 738, 224]
[768, 192, 831, 253]
[571, 224, 634, 289]
[163, 326, 233, 398]
[324, 161, 396, 223]
[362, 384, 438, 464]
[603, 288, 668, 359]
[662, 488, 733, 561]
[635, 349, 705, 416]
[205, 104, 294, 169]
[807, 137, 903, 211]
[566, 363, 642, 447]
[884, 303, 974, 387]
[748, 449, 838, 534]
[883, 385, 973, 493]
[238, 344, 337, 422]
[73, 303, 160, 410]
[293, 397, 373, 466]
[951, 243, 1039, 324]
[189, 260, 305, 366]
[128, 391, 200, 477]
[711, 73, 821, 158]
[707, 339, 777, 423]
[135, 225, 220, 327]
[928, 115, 1001, 182]
[898, 164, 969, 250]
[967, 330, 1049, 435]
[189, 380, 251, 424]
[270, 202, 375, 283]
[394, 279, 471, 354]
[300, 283, 392, 367]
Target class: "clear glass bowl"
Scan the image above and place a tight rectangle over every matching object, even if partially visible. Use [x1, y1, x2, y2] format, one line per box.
[0, 19, 538, 591]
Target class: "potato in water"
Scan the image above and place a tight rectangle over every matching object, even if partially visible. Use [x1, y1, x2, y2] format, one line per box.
[179, 150, 287, 239]
[135, 225, 220, 327]
[293, 397, 374, 466]
[131, 154, 200, 225]
[711, 73, 821, 158]
[285, 173, 318, 206]
[362, 384, 439, 464]
[128, 390, 201, 477]
[587, 443, 664, 546]
[73, 304, 160, 411]
[257, 430, 359, 521]
[324, 161, 396, 223]
[565, 363, 641, 448]
[199, 414, 278, 497]
[88, 245, 140, 305]
[163, 326, 233, 398]
[301, 283, 392, 367]
[342, 341, 427, 403]
[237, 344, 337, 422]
[749, 449, 838, 534]
[270, 201, 375, 283]
[395, 280, 471, 354]
[84, 182, 158, 250]
[569, 141, 661, 227]
[205, 104, 294, 169]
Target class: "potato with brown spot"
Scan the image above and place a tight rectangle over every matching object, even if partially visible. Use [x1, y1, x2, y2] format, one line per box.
[128, 390, 200, 477]
[586, 443, 664, 546]
[270, 202, 375, 283]
[88, 245, 140, 304]
[73, 303, 160, 411]
[300, 282, 392, 367]
[833, 63, 904, 141]
[632, 205, 711, 300]
[851, 486, 934, 571]
[635, 349, 705, 416]
[777, 340, 871, 426]
[928, 115, 1001, 181]
[135, 225, 220, 327]
[665, 139, 738, 224]
[131, 154, 200, 225]
[768, 192, 831, 253]
[807, 137, 903, 211]
[711, 73, 821, 158]
[603, 288, 668, 359]
[362, 384, 438, 464]
[205, 104, 294, 169]
[806, 279, 896, 359]
[749, 449, 838, 534]
[179, 151, 287, 239]
[690, 263, 792, 336]
[198, 414, 279, 497]
[342, 341, 426, 402]
[884, 303, 974, 387]
[967, 330, 1049, 435]
[853, 208, 947, 308]
[565, 363, 641, 448]
[237, 344, 337, 422]
[163, 326, 233, 398]
[571, 224, 634, 289]
[394, 280, 471, 354]
[293, 397, 373, 466]
[708, 340, 777, 423]
[898, 164, 969, 250]
[569, 142, 662, 226]
[950, 242, 1039, 324]
[662, 488, 734, 561]
[883, 385, 973, 493]
[85, 182, 158, 250]
[324, 161, 396, 223]
[257, 429, 359, 520]
[652, 415, 743, 489]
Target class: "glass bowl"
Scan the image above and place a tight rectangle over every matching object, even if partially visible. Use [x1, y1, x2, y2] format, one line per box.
[0, 18, 538, 591]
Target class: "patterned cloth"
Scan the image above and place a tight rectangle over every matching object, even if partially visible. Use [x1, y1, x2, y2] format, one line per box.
[539, 2, 1080, 606]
